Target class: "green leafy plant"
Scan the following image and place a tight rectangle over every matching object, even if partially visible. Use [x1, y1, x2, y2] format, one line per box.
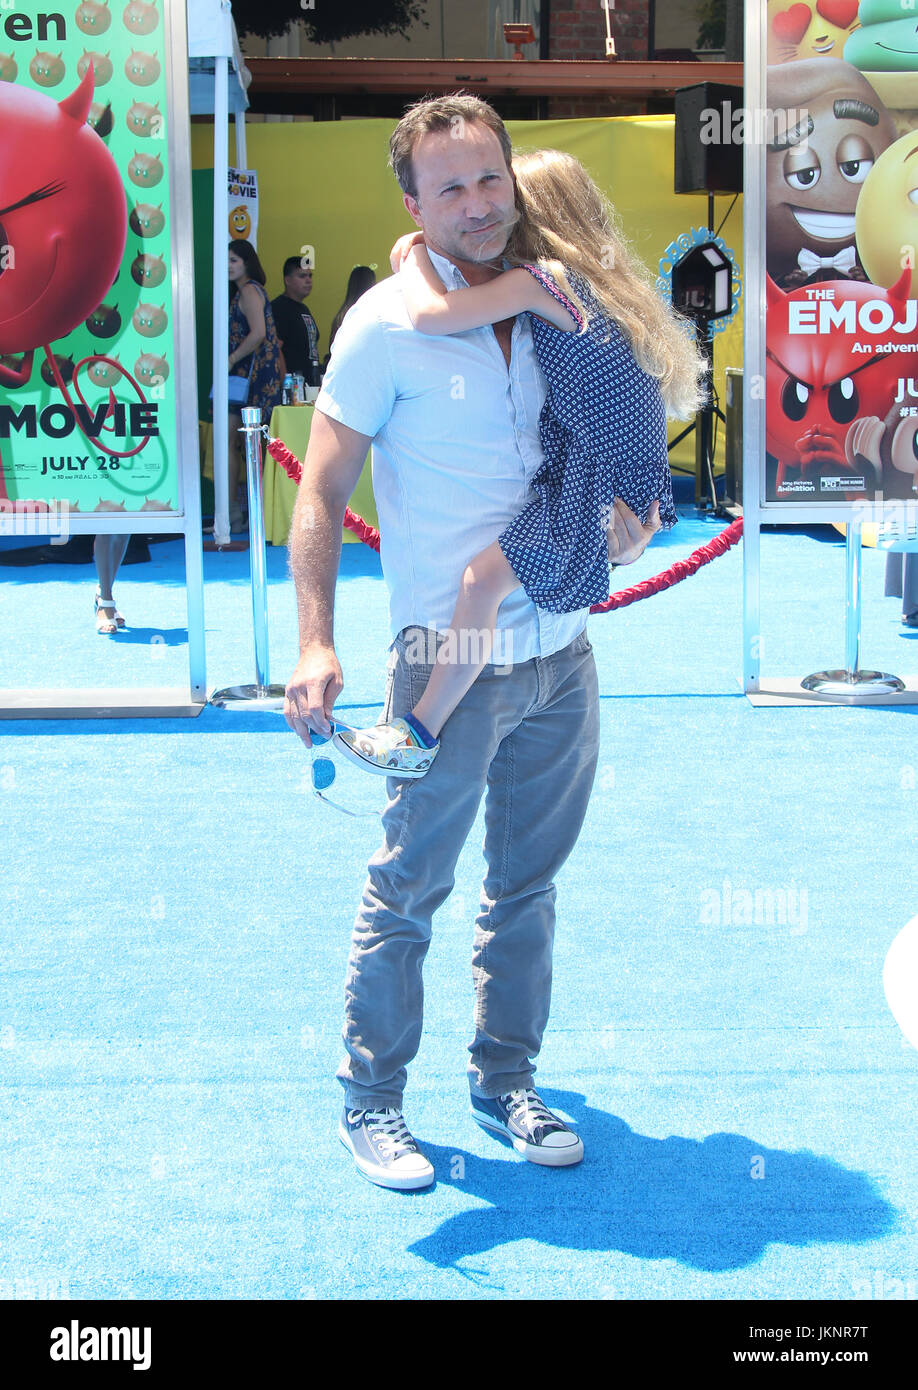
[696, 0, 727, 50]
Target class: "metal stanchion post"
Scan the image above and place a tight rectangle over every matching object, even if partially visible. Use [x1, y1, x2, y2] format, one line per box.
[210, 408, 287, 711]
[844, 518, 862, 678]
[244, 405, 271, 690]
[802, 523, 904, 699]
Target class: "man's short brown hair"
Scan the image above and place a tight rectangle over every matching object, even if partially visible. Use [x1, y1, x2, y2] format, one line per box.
[388, 94, 513, 200]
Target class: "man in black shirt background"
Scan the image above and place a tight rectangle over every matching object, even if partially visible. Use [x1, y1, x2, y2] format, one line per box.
[271, 258, 322, 387]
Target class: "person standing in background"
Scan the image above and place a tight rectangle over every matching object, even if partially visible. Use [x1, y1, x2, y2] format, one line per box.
[324, 265, 377, 370]
[226, 239, 284, 532]
[886, 552, 918, 629]
[92, 535, 129, 634]
[271, 258, 322, 388]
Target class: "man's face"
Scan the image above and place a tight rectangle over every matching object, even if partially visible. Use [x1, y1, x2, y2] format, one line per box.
[285, 266, 313, 300]
[404, 121, 516, 267]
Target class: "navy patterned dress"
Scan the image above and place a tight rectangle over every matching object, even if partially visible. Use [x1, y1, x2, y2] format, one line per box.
[229, 282, 284, 415]
[498, 263, 677, 614]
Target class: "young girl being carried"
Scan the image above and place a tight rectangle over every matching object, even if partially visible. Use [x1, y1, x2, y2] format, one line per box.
[335, 148, 706, 779]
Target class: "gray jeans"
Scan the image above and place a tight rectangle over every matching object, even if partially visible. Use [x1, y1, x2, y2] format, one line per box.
[885, 552, 918, 618]
[337, 624, 600, 1109]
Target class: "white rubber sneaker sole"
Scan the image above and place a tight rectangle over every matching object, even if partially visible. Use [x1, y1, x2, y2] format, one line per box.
[332, 731, 433, 779]
[472, 1111, 584, 1167]
[338, 1121, 435, 1190]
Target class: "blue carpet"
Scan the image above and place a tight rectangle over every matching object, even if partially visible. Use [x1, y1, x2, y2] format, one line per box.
[1, 509, 916, 1300]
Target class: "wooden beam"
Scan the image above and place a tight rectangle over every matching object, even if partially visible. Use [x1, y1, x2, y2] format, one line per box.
[245, 58, 743, 100]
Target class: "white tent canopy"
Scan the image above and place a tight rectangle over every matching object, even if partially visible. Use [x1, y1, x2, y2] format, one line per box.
[188, 0, 250, 114]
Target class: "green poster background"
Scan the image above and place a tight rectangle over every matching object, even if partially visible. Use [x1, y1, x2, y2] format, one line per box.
[0, 0, 179, 512]
[192, 168, 214, 424]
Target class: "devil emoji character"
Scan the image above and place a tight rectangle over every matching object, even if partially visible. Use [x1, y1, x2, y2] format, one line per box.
[765, 268, 915, 499]
[0, 66, 127, 501]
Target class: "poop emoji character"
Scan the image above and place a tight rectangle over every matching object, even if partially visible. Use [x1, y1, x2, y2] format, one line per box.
[767, 58, 898, 285]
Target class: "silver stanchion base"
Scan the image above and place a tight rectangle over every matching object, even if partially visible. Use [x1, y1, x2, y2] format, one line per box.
[209, 683, 287, 712]
[801, 669, 906, 699]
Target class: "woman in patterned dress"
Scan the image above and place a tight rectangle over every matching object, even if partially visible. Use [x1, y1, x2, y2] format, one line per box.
[335, 149, 707, 778]
[226, 239, 284, 532]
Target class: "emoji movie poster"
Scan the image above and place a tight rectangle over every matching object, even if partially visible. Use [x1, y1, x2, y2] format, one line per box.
[765, 0, 918, 505]
[0, 0, 180, 514]
[228, 166, 258, 247]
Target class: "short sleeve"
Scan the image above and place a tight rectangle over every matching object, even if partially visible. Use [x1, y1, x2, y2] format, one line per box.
[520, 263, 585, 331]
[314, 302, 397, 440]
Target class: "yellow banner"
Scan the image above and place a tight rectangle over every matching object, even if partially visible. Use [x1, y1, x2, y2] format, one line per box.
[193, 115, 743, 475]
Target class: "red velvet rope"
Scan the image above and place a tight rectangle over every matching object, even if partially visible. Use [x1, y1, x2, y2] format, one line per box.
[590, 516, 744, 612]
[267, 436, 743, 614]
[268, 437, 381, 550]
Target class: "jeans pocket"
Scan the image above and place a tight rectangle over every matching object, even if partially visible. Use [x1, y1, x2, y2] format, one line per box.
[396, 627, 438, 701]
[397, 626, 442, 665]
[387, 632, 434, 719]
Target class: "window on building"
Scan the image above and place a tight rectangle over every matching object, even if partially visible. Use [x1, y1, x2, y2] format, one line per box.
[651, 0, 742, 62]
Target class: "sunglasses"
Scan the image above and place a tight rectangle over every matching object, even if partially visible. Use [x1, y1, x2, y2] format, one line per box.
[309, 720, 383, 820]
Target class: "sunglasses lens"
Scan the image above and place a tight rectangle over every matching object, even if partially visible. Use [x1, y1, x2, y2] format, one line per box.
[312, 756, 336, 791]
[306, 722, 381, 822]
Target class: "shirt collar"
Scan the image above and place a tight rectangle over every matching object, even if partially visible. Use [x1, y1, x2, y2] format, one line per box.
[424, 245, 515, 293]
[425, 246, 469, 290]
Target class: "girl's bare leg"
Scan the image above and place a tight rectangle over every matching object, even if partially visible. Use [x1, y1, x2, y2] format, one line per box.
[411, 539, 520, 738]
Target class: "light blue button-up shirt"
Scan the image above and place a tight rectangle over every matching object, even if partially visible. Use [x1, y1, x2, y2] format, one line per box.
[314, 249, 588, 664]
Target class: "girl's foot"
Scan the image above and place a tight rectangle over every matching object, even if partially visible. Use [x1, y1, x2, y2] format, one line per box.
[333, 717, 440, 779]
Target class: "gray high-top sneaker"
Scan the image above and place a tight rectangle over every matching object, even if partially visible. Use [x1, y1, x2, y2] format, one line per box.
[339, 1106, 435, 1190]
[471, 1088, 584, 1166]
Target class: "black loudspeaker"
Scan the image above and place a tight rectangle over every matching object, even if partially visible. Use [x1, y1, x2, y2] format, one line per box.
[674, 82, 744, 195]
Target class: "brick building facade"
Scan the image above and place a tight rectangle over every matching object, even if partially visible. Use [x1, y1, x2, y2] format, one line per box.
[547, 0, 654, 118]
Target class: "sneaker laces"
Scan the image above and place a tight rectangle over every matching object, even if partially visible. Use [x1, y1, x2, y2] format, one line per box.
[364, 1107, 418, 1159]
[501, 1088, 562, 1129]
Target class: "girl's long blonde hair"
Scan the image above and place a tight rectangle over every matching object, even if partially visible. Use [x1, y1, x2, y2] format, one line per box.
[505, 148, 707, 420]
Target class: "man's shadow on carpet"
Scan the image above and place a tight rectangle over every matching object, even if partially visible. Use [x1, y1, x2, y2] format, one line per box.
[408, 1089, 894, 1278]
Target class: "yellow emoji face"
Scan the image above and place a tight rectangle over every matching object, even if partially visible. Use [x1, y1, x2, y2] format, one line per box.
[856, 131, 918, 295]
[229, 205, 250, 239]
[767, 1, 861, 66]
